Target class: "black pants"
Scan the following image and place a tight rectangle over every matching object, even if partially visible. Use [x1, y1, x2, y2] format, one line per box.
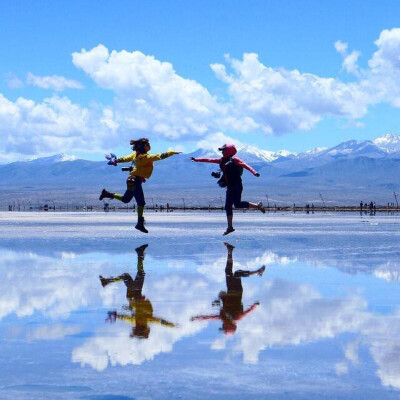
[225, 183, 249, 216]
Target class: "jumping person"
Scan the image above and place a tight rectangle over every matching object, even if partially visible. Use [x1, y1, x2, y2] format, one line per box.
[99, 244, 177, 339]
[191, 143, 265, 235]
[190, 242, 265, 335]
[99, 138, 181, 233]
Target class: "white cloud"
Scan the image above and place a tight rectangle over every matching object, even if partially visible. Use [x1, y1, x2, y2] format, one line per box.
[342, 51, 361, 75]
[5, 72, 24, 89]
[211, 53, 367, 135]
[0, 94, 113, 157]
[196, 132, 244, 153]
[365, 28, 400, 108]
[369, 28, 400, 70]
[72, 45, 221, 140]
[334, 40, 348, 55]
[334, 40, 361, 75]
[26, 72, 83, 91]
[4, 28, 400, 159]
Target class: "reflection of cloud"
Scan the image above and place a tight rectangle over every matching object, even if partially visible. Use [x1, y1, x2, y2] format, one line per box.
[0, 250, 122, 321]
[4, 245, 400, 391]
[370, 341, 400, 388]
[72, 321, 203, 371]
[197, 251, 297, 283]
[335, 362, 349, 375]
[231, 280, 368, 364]
[27, 324, 81, 341]
[72, 274, 211, 371]
[373, 262, 400, 282]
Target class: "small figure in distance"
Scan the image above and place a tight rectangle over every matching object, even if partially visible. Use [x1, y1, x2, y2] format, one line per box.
[190, 143, 265, 236]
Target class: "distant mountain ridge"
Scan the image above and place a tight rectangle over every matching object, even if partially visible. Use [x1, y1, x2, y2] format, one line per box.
[1, 133, 399, 205]
[18, 132, 400, 166]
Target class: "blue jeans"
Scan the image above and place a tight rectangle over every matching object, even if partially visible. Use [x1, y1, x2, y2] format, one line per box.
[117, 177, 146, 207]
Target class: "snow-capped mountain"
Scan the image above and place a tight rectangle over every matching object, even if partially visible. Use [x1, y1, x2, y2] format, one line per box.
[1, 133, 399, 206]
[28, 154, 79, 164]
[373, 132, 400, 153]
[188, 145, 294, 163]
[273, 133, 400, 171]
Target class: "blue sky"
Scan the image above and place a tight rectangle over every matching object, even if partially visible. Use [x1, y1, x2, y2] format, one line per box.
[1, 0, 400, 161]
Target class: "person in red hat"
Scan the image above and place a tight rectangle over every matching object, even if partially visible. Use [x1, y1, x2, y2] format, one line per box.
[191, 143, 265, 235]
[190, 242, 265, 335]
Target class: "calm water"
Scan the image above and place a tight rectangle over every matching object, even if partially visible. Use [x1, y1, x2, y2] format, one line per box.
[1, 212, 400, 399]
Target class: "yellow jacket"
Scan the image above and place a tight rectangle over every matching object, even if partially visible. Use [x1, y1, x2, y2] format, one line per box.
[117, 151, 175, 179]
[117, 299, 176, 328]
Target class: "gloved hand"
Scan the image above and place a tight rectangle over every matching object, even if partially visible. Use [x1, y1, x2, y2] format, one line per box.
[105, 311, 117, 323]
[105, 153, 117, 166]
[255, 173, 260, 177]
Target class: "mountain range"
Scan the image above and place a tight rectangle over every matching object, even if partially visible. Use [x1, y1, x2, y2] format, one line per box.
[1, 133, 399, 206]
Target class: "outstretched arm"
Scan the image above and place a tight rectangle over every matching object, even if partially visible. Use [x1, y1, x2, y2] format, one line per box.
[150, 316, 178, 328]
[190, 157, 220, 164]
[117, 153, 135, 164]
[191, 314, 220, 321]
[235, 302, 259, 322]
[116, 314, 137, 325]
[146, 151, 181, 162]
[233, 157, 259, 176]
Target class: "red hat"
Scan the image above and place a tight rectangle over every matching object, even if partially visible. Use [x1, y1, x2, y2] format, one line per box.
[218, 143, 237, 157]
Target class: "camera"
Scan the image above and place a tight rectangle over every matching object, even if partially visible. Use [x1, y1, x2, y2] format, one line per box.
[121, 166, 133, 172]
[211, 171, 221, 179]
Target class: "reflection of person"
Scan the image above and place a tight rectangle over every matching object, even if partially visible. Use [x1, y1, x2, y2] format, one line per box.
[191, 143, 265, 236]
[191, 242, 265, 334]
[99, 138, 181, 233]
[99, 244, 177, 339]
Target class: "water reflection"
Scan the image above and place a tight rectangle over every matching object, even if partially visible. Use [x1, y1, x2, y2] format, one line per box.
[191, 242, 265, 335]
[1, 238, 400, 395]
[100, 244, 177, 339]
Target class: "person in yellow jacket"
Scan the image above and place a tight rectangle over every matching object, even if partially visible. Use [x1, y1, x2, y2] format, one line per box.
[100, 244, 177, 339]
[99, 138, 181, 233]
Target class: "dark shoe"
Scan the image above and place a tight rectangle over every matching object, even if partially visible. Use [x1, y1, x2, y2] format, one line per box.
[257, 202, 266, 213]
[257, 265, 266, 276]
[223, 242, 235, 251]
[135, 217, 148, 233]
[99, 275, 111, 287]
[223, 227, 235, 236]
[99, 189, 113, 201]
[135, 244, 149, 257]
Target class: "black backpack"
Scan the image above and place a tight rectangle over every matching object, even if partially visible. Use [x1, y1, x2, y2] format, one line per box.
[218, 157, 243, 187]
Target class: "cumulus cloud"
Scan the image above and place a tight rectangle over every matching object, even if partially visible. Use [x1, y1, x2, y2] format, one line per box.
[4, 28, 400, 159]
[72, 45, 221, 140]
[0, 94, 113, 157]
[211, 53, 367, 134]
[334, 40, 361, 75]
[334, 40, 348, 55]
[26, 72, 83, 91]
[196, 132, 244, 153]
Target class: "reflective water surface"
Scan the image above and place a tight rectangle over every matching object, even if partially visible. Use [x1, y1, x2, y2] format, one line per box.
[1, 212, 400, 399]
